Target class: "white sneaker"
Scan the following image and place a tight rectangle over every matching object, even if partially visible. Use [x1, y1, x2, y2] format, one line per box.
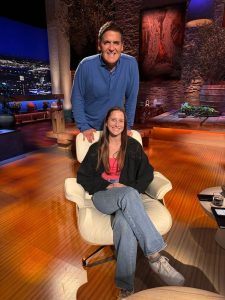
[149, 256, 185, 286]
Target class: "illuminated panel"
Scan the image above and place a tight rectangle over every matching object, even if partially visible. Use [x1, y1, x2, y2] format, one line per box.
[186, 0, 214, 27]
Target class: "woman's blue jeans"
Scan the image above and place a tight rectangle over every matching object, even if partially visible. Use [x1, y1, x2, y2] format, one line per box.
[93, 186, 166, 291]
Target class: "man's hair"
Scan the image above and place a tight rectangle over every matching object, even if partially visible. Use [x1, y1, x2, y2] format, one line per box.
[98, 21, 123, 41]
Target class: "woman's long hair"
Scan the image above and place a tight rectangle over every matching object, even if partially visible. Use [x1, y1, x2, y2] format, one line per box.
[96, 107, 128, 173]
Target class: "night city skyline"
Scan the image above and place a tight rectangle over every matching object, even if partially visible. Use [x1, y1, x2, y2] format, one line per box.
[0, 58, 51, 97]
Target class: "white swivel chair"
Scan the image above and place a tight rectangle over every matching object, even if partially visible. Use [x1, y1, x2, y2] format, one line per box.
[64, 130, 173, 267]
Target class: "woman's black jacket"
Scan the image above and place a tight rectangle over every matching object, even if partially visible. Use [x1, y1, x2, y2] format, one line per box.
[77, 137, 154, 195]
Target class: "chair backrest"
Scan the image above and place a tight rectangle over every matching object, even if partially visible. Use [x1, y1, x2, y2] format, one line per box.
[76, 130, 142, 163]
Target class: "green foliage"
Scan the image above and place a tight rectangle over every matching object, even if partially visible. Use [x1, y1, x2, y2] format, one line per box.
[7, 102, 21, 114]
[195, 106, 217, 117]
[180, 102, 196, 115]
[42, 101, 49, 110]
[180, 102, 218, 117]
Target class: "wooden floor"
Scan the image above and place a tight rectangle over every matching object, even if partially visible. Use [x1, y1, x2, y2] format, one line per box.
[0, 125, 225, 300]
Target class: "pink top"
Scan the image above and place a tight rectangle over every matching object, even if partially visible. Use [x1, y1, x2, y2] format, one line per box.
[101, 158, 120, 182]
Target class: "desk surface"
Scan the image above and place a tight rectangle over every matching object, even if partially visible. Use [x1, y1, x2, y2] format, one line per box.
[199, 186, 224, 214]
[199, 186, 225, 249]
[144, 110, 225, 132]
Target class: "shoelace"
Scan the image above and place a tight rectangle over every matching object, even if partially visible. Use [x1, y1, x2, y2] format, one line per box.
[158, 257, 173, 274]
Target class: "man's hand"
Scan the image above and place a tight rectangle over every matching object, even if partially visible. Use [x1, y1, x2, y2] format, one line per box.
[127, 130, 133, 136]
[82, 128, 96, 143]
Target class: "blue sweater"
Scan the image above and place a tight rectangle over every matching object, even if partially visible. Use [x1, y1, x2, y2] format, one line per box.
[71, 54, 139, 131]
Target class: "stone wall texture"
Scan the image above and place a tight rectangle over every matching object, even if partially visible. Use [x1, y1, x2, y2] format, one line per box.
[214, 0, 225, 26]
[69, 0, 225, 120]
[114, 0, 141, 58]
[114, 0, 186, 111]
[114, 0, 225, 115]
[181, 0, 225, 106]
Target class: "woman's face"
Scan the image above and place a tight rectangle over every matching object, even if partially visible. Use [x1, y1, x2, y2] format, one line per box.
[106, 110, 125, 137]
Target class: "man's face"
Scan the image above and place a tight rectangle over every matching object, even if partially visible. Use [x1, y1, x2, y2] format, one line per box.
[98, 30, 124, 69]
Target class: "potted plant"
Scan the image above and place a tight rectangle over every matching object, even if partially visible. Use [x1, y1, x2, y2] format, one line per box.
[195, 106, 219, 117]
[42, 101, 49, 111]
[0, 83, 16, 129]
[179, 102, 219, 118]
[178, 102, 192, 117]
[8, 102, 21, 114]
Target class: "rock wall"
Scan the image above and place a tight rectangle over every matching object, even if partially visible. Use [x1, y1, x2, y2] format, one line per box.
[69, 0, 225, 119]
[114, 0, 185, 112]
[181, 0, 225, 106]
[114, 0, 225, 114]
[114, 0, 141, 58]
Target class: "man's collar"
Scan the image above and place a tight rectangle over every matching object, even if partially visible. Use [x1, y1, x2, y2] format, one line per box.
[99, 54, 121, 71]
[99, 55, 106, 66]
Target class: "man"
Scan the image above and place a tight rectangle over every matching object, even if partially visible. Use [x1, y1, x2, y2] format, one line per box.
[71, 21, 139, 142]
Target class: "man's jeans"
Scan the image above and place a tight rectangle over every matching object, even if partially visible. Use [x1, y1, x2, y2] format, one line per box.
[93, 186, 166, 291]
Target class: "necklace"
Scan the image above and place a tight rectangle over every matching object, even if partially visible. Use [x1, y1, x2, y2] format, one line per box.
[112, 150, 119, 158]
[109, 139, 121, 158]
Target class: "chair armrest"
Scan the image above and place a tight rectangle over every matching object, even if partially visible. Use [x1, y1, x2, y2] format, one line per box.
[145, 171, 172, 201]
[64, 178, 93, 208]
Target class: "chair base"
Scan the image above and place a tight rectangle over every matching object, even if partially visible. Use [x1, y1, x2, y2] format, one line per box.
[82, 245, 115, 267]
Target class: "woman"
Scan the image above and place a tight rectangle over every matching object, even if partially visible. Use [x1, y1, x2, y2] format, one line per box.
[77, 107, 185, 299]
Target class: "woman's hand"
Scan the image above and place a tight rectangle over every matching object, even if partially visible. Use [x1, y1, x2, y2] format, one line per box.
[107, 183, 126, 189]
[113, 183, 126, 188]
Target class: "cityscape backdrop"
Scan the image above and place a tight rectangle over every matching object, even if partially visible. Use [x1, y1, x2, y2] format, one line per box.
[0, 17, 51, 97]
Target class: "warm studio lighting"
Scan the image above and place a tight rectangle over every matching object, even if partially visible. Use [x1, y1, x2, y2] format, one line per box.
[186, 0, 214, 28]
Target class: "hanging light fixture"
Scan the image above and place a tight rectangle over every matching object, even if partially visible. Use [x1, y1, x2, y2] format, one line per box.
[186, 0, 214, 28]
